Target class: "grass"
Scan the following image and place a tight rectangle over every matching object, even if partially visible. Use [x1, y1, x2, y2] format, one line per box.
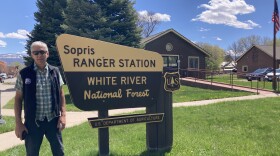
[1, 97, 280, 155]
[173, 85, 253, 103]
[0, 116, 14, 133]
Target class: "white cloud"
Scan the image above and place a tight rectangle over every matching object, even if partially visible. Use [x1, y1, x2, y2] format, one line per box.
[192, 0, 260, 29]
[214, 37, 222, 41]
[138, 10, 171, 22]
[4, 29, 30, 39]
[16, 50, 28, 56]
[0, 40, 7, 47]
[199, 27, 210, 32]
[0, 32, 4, 38]
[19, 41, 26, 45]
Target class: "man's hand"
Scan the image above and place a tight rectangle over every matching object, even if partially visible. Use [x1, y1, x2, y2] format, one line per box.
[57, 115, 66, 131]
[15, 122, 28, 140]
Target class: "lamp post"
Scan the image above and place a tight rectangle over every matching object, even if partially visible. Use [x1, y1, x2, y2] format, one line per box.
[0, 89, 6, 124]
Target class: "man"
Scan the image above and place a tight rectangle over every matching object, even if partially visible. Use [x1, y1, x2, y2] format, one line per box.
[14, 41, 66, 156]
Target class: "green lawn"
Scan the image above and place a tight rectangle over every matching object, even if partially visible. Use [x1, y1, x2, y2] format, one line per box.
[173, 85, 253, 103]
[1, 97, 280, 155]
[0, 116, 14, 134]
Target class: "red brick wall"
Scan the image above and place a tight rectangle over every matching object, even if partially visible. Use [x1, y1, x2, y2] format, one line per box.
[237, 47, 274, 78]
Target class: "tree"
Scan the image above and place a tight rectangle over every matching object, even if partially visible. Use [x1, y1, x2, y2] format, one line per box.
[24, 0, 67, 66]
[10, 62, 25, 70]
[197, 43, 225, 71]
[137, 11, 161, 38]
[96, 0, 141, 47]
[63, 0, 141, 47]
[62, 0, 107, 39]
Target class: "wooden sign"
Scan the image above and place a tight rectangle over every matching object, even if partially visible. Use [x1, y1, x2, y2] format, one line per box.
[56, 34, 163, 110]
[88, 113, 164, 128]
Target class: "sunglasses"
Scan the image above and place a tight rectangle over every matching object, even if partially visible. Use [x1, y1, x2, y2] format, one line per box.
[32, 50, 47, 55]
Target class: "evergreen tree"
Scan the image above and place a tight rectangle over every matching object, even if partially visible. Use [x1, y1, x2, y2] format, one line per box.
[63, 0, 141, 47]
[95, 0, 141, 47]
[24, 0, 66, 66]
[62, 0, 109, 40]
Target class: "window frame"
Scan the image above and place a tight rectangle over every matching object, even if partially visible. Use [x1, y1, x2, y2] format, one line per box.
[242, 65, 248, 72]
[188, 56, 199, 69]
[162, 55, 179, 68]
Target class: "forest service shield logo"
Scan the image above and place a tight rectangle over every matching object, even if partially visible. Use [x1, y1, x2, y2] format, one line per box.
[164, 72, 180, 92]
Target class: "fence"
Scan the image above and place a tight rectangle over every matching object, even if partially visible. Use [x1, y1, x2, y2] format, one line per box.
[180, 68, 280, 93]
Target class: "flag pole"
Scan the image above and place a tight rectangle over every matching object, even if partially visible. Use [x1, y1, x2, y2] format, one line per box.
[273, 0, 277, 91]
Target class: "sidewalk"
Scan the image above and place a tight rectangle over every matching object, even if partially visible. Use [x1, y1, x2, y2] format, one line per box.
[0, 80, 279, 152]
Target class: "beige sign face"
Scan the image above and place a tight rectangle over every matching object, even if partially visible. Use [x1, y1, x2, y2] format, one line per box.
[56, 34, 163, 72]
[56, 34, 163, 111]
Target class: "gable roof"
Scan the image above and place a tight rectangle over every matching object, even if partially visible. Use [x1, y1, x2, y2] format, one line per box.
[141, 28, 210, 56]
[236, 45, 280, 62]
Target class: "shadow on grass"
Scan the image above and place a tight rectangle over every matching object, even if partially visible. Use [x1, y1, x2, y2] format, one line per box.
[65, 94, 72, 105]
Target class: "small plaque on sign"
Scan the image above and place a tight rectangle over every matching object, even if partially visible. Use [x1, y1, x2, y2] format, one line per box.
[164, 72, 180, 92]
[88, 113, 164, 128]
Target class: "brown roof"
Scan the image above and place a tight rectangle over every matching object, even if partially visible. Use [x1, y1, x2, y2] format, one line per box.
[141, 28, 210, 56]
[237, 45, 280, 62]
[255, 45, 280, 59]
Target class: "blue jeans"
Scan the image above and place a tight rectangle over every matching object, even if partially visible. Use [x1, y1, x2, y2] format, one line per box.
[24, 117, 64, 156]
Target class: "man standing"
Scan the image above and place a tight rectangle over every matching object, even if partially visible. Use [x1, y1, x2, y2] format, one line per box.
[14, 41, 66, 156]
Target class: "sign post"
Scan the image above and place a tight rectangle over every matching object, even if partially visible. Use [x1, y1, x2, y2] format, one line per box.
[98, 109, 109, 156]
[146, 67, 180, 153]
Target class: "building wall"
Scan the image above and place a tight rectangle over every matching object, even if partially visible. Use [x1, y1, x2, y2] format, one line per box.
[144, 32, 207, 78]
[237, 47, 275, 77]
[0, 61, 7, 73]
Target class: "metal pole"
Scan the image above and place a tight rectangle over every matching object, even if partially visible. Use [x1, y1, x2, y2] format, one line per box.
[0, 89, 6, 124]
[231, 72, 233, 90]
[257, 80, 259, 94]
[273, 0, 277, 90]
[211, 71, 213, 85]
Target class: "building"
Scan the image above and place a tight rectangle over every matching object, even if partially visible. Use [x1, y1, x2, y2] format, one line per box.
[141, 29, 209, 78]
[236, 45, 280, 77]
[220, 61, 236, 73]
[0, 61, 7, 73]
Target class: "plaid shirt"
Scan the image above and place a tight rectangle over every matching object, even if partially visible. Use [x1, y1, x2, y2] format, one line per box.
[15, 63, 64, 122]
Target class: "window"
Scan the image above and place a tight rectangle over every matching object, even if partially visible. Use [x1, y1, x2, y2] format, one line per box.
[188, 56, 199, 69]
[242, 65, 248, 72]
[162, 55, 179, 68]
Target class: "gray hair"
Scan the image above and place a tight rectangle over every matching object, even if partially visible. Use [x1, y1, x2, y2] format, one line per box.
[30, 41, 48, 52]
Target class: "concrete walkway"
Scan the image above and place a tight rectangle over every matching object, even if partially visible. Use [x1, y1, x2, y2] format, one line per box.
[0, 79, 279, 152]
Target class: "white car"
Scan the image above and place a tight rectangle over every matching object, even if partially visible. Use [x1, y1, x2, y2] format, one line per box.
[265, 69, 280, 81]
[0, 73, 7, 79]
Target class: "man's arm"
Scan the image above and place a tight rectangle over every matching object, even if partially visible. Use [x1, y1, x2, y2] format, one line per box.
[14, 90, 28, 140]
[57, 87, 66, 131]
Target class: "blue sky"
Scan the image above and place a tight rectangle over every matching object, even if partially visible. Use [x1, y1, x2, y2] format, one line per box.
[0, 0, 278, 55]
